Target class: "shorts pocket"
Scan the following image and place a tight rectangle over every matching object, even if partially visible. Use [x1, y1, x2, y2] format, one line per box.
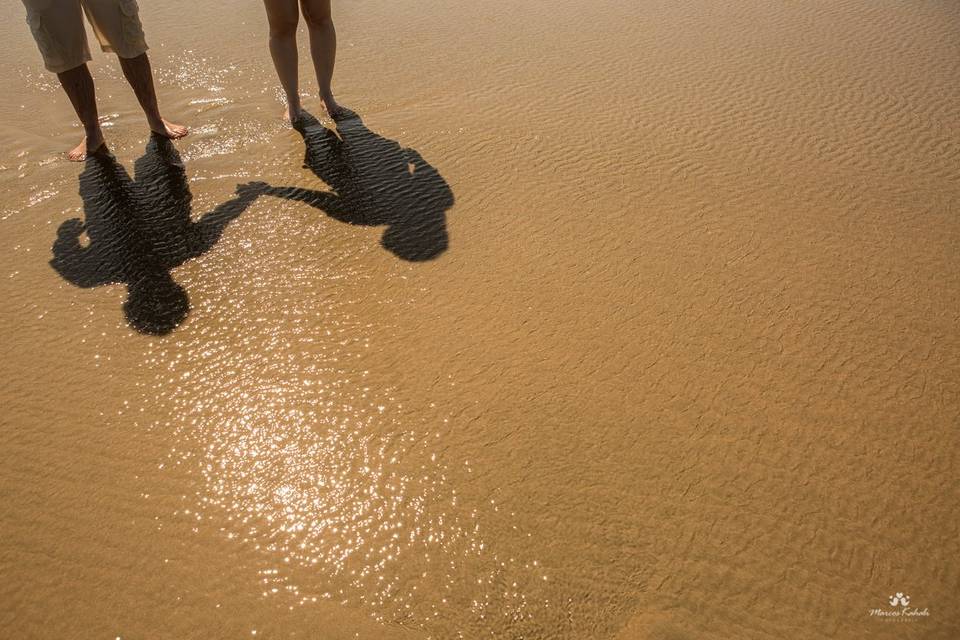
[25, 10, 63, 69]
[119, 0, 147, 51]
[119, 0, 139, 16]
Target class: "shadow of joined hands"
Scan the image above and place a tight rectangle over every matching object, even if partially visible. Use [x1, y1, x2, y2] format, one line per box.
[50, 135, 257, 335]
[238, 110, 454, 261]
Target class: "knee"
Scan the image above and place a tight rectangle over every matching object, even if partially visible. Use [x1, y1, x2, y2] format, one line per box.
[268, 16, 299, 39]
[303, 10, 332, 30]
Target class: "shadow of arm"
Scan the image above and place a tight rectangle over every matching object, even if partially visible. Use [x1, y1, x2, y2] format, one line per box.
[194, 188, 263, 254]
[49, 219, 116, 288]
[261, 184, 338, 208]
[403, 148, 455, 210]
[237, 182, 359, 225]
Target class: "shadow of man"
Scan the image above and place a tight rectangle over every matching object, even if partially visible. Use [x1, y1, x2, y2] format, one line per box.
[239, 111, 454, 261]
[50, 136, 258, 335]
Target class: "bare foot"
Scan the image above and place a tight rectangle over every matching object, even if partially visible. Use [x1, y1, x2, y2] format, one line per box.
[67, 130, 107, 162]
[320, 94, 349, 120]
[282, 105, 303, 126]
[149, 118, 189, 140]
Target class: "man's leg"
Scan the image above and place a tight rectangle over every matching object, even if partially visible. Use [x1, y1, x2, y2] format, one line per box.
[264, 0, 302, 124]
[301, 0, 343, 117]
[117, 53, 187, 139]
[23, 0, 103, 159]
[57, 64, 106, 161]
[80, 0, 186, 138]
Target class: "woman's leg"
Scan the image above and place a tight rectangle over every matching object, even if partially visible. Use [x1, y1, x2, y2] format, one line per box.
[301, 0, 342, 116]
[263, 0, 302, 122]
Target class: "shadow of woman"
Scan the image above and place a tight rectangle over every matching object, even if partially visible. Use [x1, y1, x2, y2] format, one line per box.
[238, 110, 454, 261]
[50, 135, 258, 335]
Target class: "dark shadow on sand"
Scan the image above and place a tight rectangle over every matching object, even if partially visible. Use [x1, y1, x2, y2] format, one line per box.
[239, 110, 454, 261]
[50, 135, 257, 335]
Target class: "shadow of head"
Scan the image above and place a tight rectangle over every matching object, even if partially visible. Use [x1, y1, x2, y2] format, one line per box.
[123, 271, 189, 336]
[290, 110, 454, 262]
[381, 218, 448, 261]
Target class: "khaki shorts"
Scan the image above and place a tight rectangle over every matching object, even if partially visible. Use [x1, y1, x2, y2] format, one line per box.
[23, 0, 149, 73]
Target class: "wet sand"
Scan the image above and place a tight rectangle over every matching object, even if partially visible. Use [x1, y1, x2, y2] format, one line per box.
[1, 1, 959, 638]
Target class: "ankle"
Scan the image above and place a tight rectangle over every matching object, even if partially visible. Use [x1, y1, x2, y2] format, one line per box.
[321, 94, 340, 111]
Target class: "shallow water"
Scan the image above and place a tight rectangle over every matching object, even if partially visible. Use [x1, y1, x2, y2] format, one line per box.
[1, 1, 958, 638]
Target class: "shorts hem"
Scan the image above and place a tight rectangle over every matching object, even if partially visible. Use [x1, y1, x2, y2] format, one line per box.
[45, 54, 93, 75]
[101, 43, 150, 59]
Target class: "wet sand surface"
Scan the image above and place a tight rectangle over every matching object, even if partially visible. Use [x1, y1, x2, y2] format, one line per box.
[1, 1, 959, 638]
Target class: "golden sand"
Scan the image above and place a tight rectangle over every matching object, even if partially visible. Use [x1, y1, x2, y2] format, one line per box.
[1, 1, 958, 638]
